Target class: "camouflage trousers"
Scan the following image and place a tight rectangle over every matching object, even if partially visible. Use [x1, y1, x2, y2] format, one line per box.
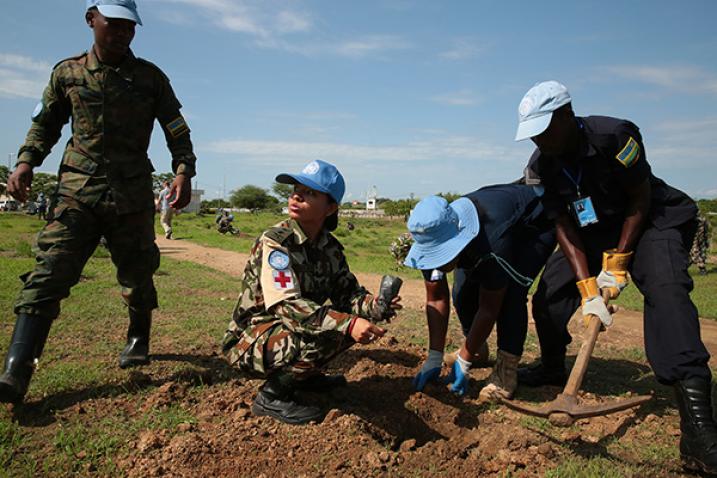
[223, 319, 353, 378]
[689, 216, 710, 273]
[14, 194, 160, 320]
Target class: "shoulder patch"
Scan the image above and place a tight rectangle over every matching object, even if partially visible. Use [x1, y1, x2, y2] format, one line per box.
[165, 115, 190, 138]
[268, 250, 290, 270]
[615, 136, 640, 168]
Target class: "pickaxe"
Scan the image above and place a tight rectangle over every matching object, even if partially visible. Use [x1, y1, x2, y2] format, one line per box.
[501, 291, 652, 427]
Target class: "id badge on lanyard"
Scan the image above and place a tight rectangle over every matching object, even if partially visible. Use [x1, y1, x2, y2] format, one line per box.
[563, 166, 599, 228]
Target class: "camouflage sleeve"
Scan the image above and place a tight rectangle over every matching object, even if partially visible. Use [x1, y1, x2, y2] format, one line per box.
[154, 72, 197, 178]
[260, 236, 358, 336]
[17, 69, 71, 168]
[329, 251, 379, 320]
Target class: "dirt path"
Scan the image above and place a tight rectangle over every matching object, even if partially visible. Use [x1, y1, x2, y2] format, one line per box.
[157, 236, 717, 366]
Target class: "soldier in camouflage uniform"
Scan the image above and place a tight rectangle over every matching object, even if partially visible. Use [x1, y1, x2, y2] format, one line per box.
[689, 215, 711, 275]
[222, 160, 401, 425]
[1, 0, 197, 404]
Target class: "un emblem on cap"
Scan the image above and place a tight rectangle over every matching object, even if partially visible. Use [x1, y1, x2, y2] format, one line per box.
[302, 161, 320, 175]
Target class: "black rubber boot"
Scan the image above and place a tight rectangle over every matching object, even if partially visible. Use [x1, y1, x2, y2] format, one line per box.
[294, 373, 347, 392]
[119, 309, 151, 369]
[674, 377, 717, 475]
[517, 355, 567, 388]
[0, 314, 52, 403]
[252, 373, 323, 425]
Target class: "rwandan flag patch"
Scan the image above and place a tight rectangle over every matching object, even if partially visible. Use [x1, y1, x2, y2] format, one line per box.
[166, 115, 189, 138]
[616, 136, 640, 168]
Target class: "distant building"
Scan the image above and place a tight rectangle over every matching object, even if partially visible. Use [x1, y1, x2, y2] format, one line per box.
[366, 185, 378, 210]
[183, 189, 204, 213]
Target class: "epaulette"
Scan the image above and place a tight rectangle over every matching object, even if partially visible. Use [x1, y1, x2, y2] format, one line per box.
[327, 233, 345, 250]
[263, 226, 294, 245]
[135, 57, 170, 81]
[53, 51, 87, 70]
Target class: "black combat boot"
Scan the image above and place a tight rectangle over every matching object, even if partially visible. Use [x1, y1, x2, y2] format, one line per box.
[294, 373, 347, 392]
[0, 314, 52, 403]
[252, 373, 323, 425]
[517, 354, 567, 387]
[674, 377, 717, 475]
[119, 309, 151, 369]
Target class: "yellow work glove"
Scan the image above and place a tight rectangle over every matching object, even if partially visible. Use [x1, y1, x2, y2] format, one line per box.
[596, 249, 633, 299]
[577, 277, 612, 327]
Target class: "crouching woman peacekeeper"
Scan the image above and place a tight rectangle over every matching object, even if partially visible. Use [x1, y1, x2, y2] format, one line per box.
[222, 160, 401, 425]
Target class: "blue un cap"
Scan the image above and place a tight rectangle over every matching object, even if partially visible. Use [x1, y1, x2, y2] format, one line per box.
[276, 160, 346, 204]
[404, 196, 480, 270]
[87, 0, 142, 26]
[514, 80, 571, 141]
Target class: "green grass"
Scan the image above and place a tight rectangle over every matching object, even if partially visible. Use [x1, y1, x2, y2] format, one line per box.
[0, 214, 239, 476]
[162, 211, 424, 278]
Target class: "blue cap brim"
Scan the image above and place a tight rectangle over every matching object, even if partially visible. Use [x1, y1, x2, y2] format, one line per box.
[404, 197, 480, 270]
[515, 113, 552, 141]
[97, 5, 142, 25]
[275, 173, 338, 202]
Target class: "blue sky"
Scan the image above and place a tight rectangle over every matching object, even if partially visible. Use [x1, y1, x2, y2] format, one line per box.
[1, 0, 716, 201]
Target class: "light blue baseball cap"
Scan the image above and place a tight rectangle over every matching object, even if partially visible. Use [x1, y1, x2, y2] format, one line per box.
[276, 160, 346, 204]
[514, 80, 571, 141]
[404, 196, 480, 270]
[86, 0, 142, 26]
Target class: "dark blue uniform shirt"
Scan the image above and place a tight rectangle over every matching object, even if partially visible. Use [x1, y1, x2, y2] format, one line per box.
[421, 184, 551, 290]
[525, 116, 697, 231]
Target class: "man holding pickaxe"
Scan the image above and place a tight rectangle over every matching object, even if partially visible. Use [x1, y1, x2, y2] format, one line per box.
[514, 80, 717, 475]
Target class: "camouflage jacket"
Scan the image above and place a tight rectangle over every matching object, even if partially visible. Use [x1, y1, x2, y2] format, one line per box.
[17, 47, 196, 215]
[223, 219, 381, 347]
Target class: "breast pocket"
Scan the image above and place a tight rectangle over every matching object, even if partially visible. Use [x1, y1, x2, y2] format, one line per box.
[63, 78, 102, 138]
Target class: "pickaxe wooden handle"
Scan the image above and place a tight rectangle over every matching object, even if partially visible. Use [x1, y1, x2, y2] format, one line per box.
[502, 290, 651, 426]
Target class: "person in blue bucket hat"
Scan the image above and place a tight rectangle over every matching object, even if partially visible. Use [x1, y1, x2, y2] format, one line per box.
[222, 160, 402, 425]
[405, 184, 555, 399]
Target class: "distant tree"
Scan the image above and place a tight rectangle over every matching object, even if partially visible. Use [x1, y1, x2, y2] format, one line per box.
[437, 192, 462, 203]
[152, 172, 175, 192]
[271, 182, 293, 201]
[383, 199, 415, 217]
[201, 198, 231, 211]
[230, 185, 278, 211]
[0, 165, 8, 195]
[30, 172, 57, 200]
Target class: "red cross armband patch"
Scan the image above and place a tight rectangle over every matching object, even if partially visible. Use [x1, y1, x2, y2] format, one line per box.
[260, 238, 299, 308]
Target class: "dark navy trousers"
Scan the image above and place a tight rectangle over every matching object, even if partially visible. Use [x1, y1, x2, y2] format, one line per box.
[531, 219, 710, 384]
[452, 227, 556, 356]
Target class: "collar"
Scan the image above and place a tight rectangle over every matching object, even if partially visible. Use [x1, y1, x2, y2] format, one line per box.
[85, 46, 137, 82]
[288, 219, 330, 248]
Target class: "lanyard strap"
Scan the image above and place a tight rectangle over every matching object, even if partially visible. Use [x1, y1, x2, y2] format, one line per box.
[475, 253, 535, 288]
[562, 166, 583, 197]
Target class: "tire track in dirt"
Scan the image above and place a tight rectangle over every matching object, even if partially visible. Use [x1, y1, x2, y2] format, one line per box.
[156, 236, 717, 367]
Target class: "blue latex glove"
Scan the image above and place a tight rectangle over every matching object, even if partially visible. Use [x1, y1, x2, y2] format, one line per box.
[446, 358, 470, 396]
[413, 367, 441, 391]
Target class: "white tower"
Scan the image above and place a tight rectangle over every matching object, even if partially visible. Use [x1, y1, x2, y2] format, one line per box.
[366, 185, 378, 210]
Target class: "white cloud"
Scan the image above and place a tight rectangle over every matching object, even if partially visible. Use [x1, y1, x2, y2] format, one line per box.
[602, 65, 717, 95]
[204, 136, 510, 164]
[430, 89, 480, 106]
[0, 54, 51, 99]
[276, 10, 312, 33]
[153, 0, 408, 58]
[439, 38, 485, 61]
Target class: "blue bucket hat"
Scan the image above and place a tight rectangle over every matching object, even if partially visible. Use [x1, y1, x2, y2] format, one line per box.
[404, 196, 480, 270]
[514, 80, 571, 141]
[87, 0, 142, 26]
[276, 160, 345, 204]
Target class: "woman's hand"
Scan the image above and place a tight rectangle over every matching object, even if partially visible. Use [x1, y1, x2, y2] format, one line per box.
[350, 317, 386, 344]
